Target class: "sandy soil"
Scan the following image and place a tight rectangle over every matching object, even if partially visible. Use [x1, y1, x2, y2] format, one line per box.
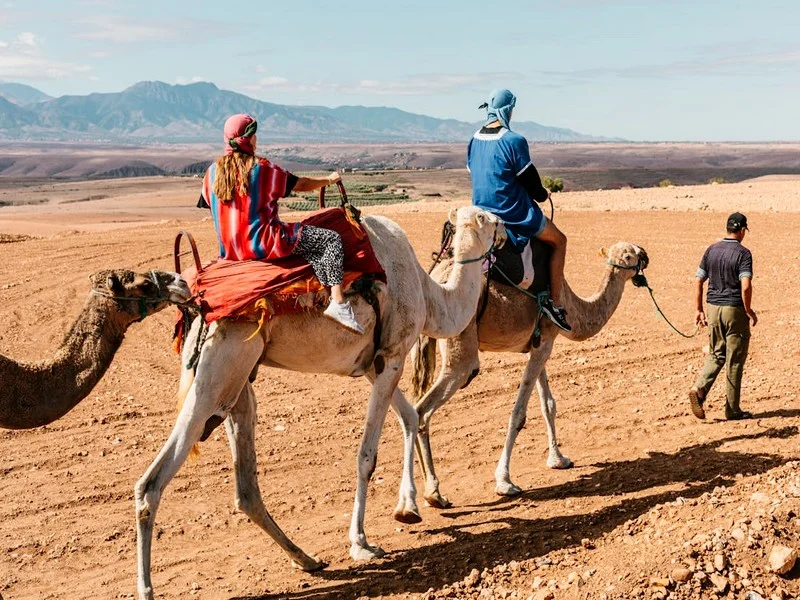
[0, 177, 799, 599]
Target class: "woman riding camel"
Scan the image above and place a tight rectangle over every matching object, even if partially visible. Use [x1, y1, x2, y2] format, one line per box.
[467, 89, 571, 331]
[198, 113, 364, 334]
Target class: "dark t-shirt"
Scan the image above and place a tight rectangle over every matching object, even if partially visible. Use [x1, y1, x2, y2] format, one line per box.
[696, 239, 753, 307]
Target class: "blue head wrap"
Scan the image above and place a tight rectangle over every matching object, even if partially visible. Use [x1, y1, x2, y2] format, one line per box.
[482, 88, 516, 130]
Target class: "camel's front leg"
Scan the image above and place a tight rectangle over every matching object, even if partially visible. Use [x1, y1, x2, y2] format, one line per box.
[537, 368, 573, 469]
[350, 357, 404, 561]
[135, 324, 262, 600]
[415, 331, 479, 509]
[389, 387, 421, 524]
[494, 343, 553, 497]
[225, 382, 325, 571]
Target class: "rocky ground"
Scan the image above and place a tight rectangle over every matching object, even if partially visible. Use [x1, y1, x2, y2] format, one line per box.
[1, 177, 799, 599]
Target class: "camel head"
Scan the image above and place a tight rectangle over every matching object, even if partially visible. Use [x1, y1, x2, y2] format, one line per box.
[601, 242, 649, 280]
[448, 206, 507, 262]
[88, 269, 192, 321]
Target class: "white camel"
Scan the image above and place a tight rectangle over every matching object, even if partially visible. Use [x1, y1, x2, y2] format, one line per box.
[411, 242, 649, 507]
[133, 206, 506, 600]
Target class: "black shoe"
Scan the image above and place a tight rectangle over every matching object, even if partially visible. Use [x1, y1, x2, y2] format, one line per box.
[539, 298, 571, 332]
[726, 410, 753, 421]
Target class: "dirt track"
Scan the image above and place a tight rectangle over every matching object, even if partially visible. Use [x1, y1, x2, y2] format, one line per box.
[1, 178, 799, 599]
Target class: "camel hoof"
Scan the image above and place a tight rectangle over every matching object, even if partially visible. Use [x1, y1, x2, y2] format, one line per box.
[547, 455, 574, 470]
[423, 492, 452, 509]
[495, 481, 523, 497]
[291, 555, 328, 572]
[138, 586, 154, 600]
[350, 544, 386, 561]
[393, 509, 423, 524]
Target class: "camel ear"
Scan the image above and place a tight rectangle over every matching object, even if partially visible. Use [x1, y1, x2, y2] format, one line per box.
[448, 208, 458, 225]
[475, 212, 486, 227]
[598, 246, 609, 259]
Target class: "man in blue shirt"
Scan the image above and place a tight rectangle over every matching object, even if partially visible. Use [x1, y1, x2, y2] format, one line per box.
[689, 212, 757, 420]
[467, 89, 570, 331]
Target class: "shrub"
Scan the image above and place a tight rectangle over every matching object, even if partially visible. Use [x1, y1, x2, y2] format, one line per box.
[657, 179, 673, 188]
[542, 176, 564, 193]
[709, 176, 726, 184]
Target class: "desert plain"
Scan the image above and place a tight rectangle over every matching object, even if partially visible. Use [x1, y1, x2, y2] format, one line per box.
[1, 161, 800, 599]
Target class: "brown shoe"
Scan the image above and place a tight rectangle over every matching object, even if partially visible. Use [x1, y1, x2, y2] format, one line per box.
[688, 389, 706, 420]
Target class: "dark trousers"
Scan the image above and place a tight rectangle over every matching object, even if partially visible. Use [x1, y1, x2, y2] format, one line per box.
[693, 304, 750, 415]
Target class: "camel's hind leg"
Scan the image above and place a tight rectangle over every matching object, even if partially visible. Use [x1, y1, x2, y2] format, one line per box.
[414, 329, 479, 509]
[135, 323, 262, 600]
[494, 343, 553, 496]
[350, 356, 408, 561]
[537, 368, 573, 469]
[226, 382, 325, 571]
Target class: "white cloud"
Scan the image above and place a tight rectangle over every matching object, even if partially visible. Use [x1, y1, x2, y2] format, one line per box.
[0, 32, 90, 80]
[540, 47, 800, 83]
[74, 14, 214, 43]
[175, 75, 206, 85]
[16, 31, 36, 47]
[244, 71, 517, 96]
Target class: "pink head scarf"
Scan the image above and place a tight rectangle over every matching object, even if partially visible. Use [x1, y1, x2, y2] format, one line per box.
[223, 114, 258, 156]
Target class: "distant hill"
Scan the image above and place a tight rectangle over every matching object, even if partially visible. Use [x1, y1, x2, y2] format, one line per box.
[0, 82, 53, 105]
[0, 80, 614, 143]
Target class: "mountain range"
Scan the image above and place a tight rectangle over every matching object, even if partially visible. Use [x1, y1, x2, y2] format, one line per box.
[0, 81, 612, 144]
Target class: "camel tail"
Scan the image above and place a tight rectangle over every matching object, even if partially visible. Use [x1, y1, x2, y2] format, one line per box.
[411, 335, 437, 400]
[175, 366, 201, 459]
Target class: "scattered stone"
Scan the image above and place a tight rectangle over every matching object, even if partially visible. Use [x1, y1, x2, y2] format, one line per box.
[465, 568, 481, 588]
[649, 577, 670, 588]
[731, 527, 746, 541]
[714, 553, 726, 572]
[709, 572, 729, 594]
[532, 591, 554, 600]
[768, 545, 797, 575]
[671, 567, 692, 582]
[581, 538, 595, 549]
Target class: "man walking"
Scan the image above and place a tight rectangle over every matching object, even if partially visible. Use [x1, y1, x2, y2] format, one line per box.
[689, 212, 757, 420]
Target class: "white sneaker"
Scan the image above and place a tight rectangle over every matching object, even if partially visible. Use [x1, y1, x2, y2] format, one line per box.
[323, 299, 365, 334]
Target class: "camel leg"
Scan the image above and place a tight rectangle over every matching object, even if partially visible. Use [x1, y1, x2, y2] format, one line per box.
[537, 368, 573, 469]
[349, 356, 405, 561]
[135, 324, 262, 600]
[389, 387, 421, 524]
[415, 331, 479, 509]
[225, 382, 325, 571]
[494, 344, 553, 497]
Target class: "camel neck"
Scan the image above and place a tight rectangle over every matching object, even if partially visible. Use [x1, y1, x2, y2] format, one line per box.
[0, 294, 131, 429]
[560, 267, 629, 341]
[420, 239, 485, 339]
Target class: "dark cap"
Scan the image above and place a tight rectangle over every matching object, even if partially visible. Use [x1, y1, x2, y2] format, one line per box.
[726, 212, 749, 232]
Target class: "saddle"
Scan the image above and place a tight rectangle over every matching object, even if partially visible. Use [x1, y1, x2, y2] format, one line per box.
[488, 238, 552, 294]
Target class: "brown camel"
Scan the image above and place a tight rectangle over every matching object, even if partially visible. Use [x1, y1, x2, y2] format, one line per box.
[0, 269, 191, 430]
[411, 242, 649, 507]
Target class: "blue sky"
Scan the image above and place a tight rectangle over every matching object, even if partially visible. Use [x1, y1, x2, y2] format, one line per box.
[0, 0, 798, 141]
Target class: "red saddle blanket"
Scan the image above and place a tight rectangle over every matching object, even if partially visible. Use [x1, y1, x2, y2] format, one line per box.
[182, 207, 386, 324]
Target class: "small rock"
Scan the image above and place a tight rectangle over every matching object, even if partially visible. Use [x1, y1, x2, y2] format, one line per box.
[581, 538, 595, 549]
[768, 545, 797, 575]
[731, 527, 746, 541]
[714, 553, 726, 572]
[532, 576, 543, 590]
[649, 577, 670, 588]
[709, 573, 728, 593]
[744, 593, 765, 600]
[465, 568, 481, 587]
[532, 591, 554, 600]
[671, 567, 692, 582]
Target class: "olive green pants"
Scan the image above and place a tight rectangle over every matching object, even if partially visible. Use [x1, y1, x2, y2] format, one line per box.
[694, 304, 750, 415]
